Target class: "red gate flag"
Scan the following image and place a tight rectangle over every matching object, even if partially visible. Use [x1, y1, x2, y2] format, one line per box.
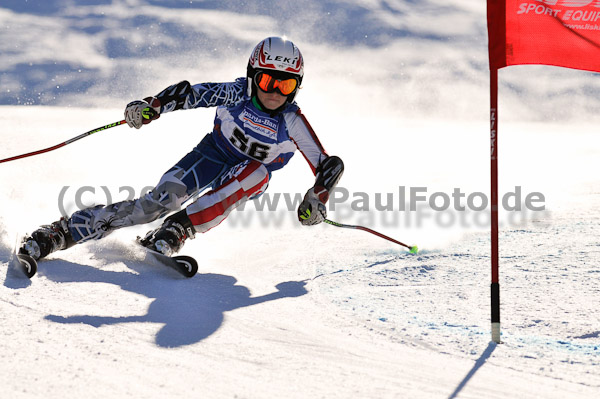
[487, 0, 600, 343]
[488, 0, 600, 72]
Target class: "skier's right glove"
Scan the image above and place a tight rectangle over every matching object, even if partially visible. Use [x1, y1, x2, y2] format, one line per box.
[124, 97, 161, 129]
[298, 186, 329, 226]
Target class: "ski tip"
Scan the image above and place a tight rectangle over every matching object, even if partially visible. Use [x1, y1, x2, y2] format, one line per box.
[173, 255, 198, 278]
[16, 253, 38, 278]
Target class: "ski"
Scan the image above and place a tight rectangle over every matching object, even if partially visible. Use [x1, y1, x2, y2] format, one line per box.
[10, 233, 197, 279]
[10, 248, 196, 279]
[12, 252, 38, 279]
[134, 235, 197, 278]
[141, 248, 198, 278]
[11, 235, 38, 278]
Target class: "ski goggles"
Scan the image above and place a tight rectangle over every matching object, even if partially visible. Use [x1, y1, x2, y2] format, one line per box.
[255, 71, 298, 96]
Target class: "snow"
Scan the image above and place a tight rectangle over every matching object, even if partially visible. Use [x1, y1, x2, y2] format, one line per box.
[1, 1, 600, 398]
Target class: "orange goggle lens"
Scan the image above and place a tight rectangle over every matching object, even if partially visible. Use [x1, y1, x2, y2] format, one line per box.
[255, 72, 298, 96]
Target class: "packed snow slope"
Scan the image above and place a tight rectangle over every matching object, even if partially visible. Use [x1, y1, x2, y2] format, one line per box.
[1, 1, 600, 398]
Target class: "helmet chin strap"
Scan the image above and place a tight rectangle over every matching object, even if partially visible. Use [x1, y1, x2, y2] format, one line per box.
[252, 95, 266, 111]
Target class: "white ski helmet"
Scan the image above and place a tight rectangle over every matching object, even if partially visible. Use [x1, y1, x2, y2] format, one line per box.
[247, 37, 304, 102]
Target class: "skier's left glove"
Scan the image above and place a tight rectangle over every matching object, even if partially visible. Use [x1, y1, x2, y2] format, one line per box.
[124, 97, 161, 129]
[298, 186, 329, 226]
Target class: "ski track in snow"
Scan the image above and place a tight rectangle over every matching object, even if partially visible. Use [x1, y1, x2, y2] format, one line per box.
[310, 221, 600, 388]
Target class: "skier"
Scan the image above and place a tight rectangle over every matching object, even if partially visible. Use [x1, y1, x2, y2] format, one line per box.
[20, 36, 344, 261]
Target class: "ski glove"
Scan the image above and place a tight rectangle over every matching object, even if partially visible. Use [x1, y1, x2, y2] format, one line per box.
[298, 186, 329, 226]
[124, 97, 161, 129]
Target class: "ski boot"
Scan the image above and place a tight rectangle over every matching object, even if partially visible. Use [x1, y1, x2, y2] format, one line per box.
[139, 210, 196, 257]
[21, 218, 75, 260]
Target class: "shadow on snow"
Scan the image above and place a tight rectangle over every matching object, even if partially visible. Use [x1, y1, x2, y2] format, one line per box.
[4, 251, 307, 348]
[447, 342, 497, 399]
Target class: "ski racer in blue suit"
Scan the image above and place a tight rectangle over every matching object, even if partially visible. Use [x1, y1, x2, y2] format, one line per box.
[21, 37, 345, 260]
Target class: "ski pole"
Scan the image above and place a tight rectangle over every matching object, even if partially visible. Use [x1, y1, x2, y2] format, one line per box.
[0, 120, 127, 164]
[324, 219, 419, 254]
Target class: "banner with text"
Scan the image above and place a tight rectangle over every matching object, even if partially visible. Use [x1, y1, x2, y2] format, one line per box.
[488, 0, 600, 72]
